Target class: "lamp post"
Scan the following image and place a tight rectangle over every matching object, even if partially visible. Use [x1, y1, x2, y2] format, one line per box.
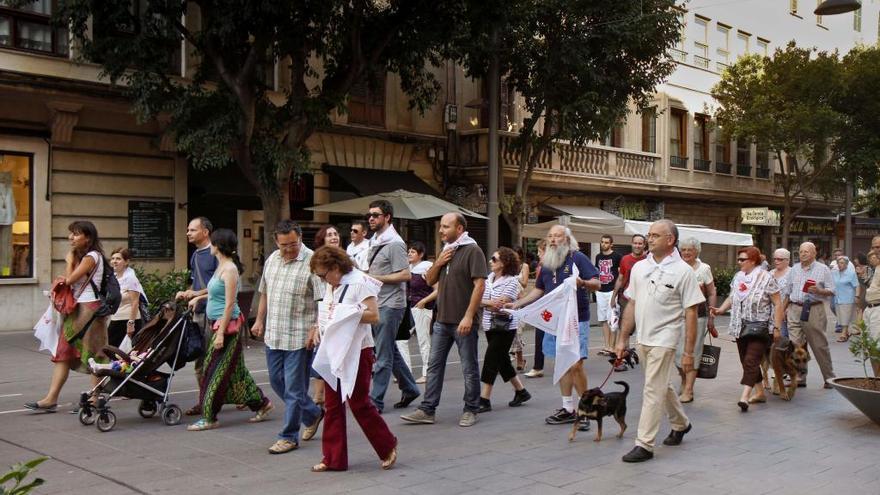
[487, 26, 500, 259]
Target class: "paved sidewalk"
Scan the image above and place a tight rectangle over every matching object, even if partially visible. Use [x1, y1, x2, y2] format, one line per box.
[0, 318, 876, 495]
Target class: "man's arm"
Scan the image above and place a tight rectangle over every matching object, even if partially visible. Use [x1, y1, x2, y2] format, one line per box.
[509, 287, 544, 309]
[458, 278, 485, 336]
[579, 278, 601, 291]
[373, 268, 411, 284]
[614, 297, 636, 354]
[610, 271, 626, 306]
[681, 305, 698, 374]
[425, 249, 453, 286]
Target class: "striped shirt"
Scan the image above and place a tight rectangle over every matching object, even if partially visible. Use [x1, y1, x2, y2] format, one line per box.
[259, 247, 323, 351]
[783, 260, 835, 304]
[480, 273, 521, 331]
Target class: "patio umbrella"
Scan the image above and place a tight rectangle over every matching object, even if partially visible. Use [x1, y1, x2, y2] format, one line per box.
[305, 189, 488, 220]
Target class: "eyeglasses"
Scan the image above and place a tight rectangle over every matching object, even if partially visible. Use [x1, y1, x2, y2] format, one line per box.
[490, 255, 499, 262]
[315, 271, 328, 279]
[278, 241, 300, 249]
[366, 212, 385, 219]
[773, 257, 786, 261]
[646, 233, 669, 240]
[737, 258, 749, 262]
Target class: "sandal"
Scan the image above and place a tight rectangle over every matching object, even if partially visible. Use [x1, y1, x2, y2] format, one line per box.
[187, 419, 220, 431]
[184, 405, 202, 416]
[837, 334, 850, 343]
[748, 396, 767, 404]
[381, 447, 398, 470]
[249, 401, 274, 423]
[679, 394, 694, 404]
[311, 462, 329, 472]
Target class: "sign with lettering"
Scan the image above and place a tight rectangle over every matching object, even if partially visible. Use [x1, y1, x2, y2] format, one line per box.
[741, 207, 780, 227]
[128, 201, 174, 259]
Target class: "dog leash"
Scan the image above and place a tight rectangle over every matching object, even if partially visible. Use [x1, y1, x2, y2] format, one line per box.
[596, 359, 621, 390]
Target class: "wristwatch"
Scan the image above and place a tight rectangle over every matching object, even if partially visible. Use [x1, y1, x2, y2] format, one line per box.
[127, 320, 135, 324]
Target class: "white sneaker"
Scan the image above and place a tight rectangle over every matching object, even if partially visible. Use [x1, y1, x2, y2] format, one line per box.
[524, 369, 544, 378]
[415, 376, 427, 384]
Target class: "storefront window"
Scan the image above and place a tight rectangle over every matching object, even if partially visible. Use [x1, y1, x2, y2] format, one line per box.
[0, 152, 32, 279]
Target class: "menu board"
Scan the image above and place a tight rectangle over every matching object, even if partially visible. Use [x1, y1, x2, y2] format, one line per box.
[128, 201, 174, 259]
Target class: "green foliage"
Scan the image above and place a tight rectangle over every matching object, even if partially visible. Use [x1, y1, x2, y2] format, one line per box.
[0, 457, 47, 495]
[834, 45, 880, 193]
[713, 266, 737, 300]
[132, 266, 191, 314]
[849, 320, 880, 387]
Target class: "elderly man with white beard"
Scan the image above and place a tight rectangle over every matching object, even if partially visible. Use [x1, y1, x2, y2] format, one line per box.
[507, 225, 600, 430]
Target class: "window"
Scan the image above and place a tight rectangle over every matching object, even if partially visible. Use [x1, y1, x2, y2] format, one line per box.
[603, 125, 623, 148]
[737, 31, 750, 58]
[669, 108, 688, 168]
[693, 114, 709, 161]
[854, 7, 862, 32]
[641, 108, 657, 153]
[816, 1, 823, 25]
[347, 74, 386, 128]
[736, 140, 751, 176]
[91, 1, 181, 74]
[716, 24, 730, 70]
[0, 0, 68, 56]
[757, 38, 770, 57]
[756, 144, 770, 178]
[671, 10, 687, 62]
[692, 16, 709, 69]
[715, 133, 731, 174]
[0, 152, 32, 279]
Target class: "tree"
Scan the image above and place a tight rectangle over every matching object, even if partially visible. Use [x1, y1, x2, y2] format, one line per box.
[55, 0, 465, 256]
[456, 0, 681, 245]
[712, 43, 844, 248]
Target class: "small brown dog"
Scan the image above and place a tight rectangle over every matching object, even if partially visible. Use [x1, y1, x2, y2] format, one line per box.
[770, 337, 809, 401]
[569, 381, 629, 443]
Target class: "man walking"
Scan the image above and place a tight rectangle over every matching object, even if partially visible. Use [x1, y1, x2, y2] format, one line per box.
[615, 220, 704, 463]
[401, 212, 486, 427]
[176, 217, 217, 417]
[347, 219, 370, 271]
[251, 220, 324, 454]
[783, 242, 836, 388]
[366, 200, 421, 413]
[595, 235, 622, 356]
[508, 225, 600, 431]
[610, 234, 647, 372]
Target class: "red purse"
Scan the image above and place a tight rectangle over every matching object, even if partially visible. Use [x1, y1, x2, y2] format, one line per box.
[212, 314, 246, 336]
[50, 277, 77, 316]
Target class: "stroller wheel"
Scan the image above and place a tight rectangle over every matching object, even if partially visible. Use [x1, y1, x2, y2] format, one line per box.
[162, 405, 182, 426]
[138, 400, 158, 419]
[78, 408, 96, 426]
[96, 411, 117, 432]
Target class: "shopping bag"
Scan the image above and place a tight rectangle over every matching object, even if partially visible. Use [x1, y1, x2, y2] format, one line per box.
[697, 337, 721, 379]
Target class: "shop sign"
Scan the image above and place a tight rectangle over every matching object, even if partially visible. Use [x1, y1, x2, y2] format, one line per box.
[778, 219, 835, 236]
[741, 207, 780, 227]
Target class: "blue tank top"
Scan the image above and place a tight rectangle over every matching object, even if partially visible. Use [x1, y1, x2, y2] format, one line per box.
[206, 275, 241, 321]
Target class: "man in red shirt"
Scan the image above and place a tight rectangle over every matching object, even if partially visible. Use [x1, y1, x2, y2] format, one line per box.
[610, 234, 647, 370]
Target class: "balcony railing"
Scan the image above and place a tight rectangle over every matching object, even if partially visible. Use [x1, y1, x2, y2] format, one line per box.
[737, 164, 752, 177]
[715, 161, 732, 174]
[693, 55, 710, 69]
[670, 155, 689, 169]
[756, 167, 770, 179]
[670, 48, 687, 63]
[694, 158, 711, 172]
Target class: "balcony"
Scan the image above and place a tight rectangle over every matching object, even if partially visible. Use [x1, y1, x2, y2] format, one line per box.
[693, 158, 711, 172]
[693, 55, 710, 69]
[715, 161, 732, 174]
[670, 48, 687, 63]
[756, 167, 770, 179]
[670, 156, 689, 169]
[737, 164, 752, 177]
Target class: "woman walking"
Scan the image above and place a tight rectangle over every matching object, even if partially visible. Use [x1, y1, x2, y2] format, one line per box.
[27, 221, 110, 412]
[408, 241, 436, 384]
[523, 240, 547, 378]
[711, 247, 784, 412]
[676, 237, 717, 403]
[833, 256, 859, 342]
[478, 247, 531, 412]
[107, 247, 146, 347]
[187, 229, 272, 431]
[308, 246, 398, 472]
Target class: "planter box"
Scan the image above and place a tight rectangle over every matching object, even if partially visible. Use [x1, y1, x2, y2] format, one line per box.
[829, 377, 880, 425]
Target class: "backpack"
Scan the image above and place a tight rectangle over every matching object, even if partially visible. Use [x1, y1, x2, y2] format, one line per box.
[137, 293, 152, 323]
[89, 256, 122, 317]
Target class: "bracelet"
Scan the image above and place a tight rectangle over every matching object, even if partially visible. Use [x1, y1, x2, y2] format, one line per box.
[127, 320, 135, 324]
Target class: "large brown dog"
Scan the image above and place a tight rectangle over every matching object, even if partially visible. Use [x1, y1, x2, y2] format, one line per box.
[770, 337, 809, 401]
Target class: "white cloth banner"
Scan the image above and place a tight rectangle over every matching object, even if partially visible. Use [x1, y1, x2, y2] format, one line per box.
[33, 303, 61, 358]
[505, 266, 580, 384]
[313, 302, 367, 402]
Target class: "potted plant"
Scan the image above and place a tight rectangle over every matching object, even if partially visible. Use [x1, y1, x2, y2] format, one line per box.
[1, 457, 47, 495]
[828, 320, 880, 425]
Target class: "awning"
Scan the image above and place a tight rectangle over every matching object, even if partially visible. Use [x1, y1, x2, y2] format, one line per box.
[547, 204, 625, 226]
[322, 165, 438, 196]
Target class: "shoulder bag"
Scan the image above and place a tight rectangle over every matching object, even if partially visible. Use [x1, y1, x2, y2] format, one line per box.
[740, 320, 771, 341]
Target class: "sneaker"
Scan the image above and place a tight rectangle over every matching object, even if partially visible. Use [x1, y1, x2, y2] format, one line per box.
[545, 408, 576, 425]
[477, 398, 492, 413]
[400, 409, 435, 424]
[187, 419, 220, 431]
[393, 392, 420, 409]
[416, 376, 427, 384]
[268, 439, 298, 454]
[301, 408, 324, 441]
[662, 423, 691, 446]
[524, 369, 544, 378]
[622, 446, 654, 463]
[508, 389, 531, 407]
[459, 411, 477, 427]
[578, 417, 591, 431]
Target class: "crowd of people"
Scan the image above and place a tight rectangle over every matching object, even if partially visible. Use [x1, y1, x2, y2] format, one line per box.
[24, 210, 880, 469]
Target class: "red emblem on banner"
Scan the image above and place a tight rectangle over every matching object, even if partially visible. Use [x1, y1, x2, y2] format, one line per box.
[541, 310, 553, 322]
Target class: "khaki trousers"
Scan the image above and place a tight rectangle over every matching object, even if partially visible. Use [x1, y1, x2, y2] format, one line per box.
[786, 303, 835, 382]
[635, 345, 689, 452]
[864, 306, 880, 340]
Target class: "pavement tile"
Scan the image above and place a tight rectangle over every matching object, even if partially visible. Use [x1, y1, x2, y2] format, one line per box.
[525, 467, 592, 487]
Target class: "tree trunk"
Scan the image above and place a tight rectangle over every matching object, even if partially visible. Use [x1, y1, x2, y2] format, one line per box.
[260, 188, 283, 260]
[782, 201, 791, 252]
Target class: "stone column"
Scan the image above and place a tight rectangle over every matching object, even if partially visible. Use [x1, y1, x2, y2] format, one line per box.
[313, 170, 330, 223]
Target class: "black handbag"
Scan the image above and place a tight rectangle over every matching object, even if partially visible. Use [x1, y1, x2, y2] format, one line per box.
[697, 336, 720, 379]
[396, 306, 415, 341]
[489, 312, 512, 332]
[740, 320, 770, 341]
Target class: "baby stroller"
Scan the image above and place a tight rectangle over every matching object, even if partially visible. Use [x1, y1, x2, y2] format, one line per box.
[78, 302, 203, 432]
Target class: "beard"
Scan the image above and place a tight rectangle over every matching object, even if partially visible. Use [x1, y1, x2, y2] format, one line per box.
[542, 243, 572, 271]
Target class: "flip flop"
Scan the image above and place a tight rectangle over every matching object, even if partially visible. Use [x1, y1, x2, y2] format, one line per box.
[23, 402, 57, 413]
[748, 396, 767, 404]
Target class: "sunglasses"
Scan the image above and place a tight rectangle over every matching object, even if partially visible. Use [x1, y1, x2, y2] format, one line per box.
[490, 255, 499, 262]
[737, 258, 749, 262]
[366, 212, 385, 219]
[350, 229, 361, 233]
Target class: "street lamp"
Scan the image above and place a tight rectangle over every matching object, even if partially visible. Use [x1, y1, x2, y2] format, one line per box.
[814, 0, 861, 15]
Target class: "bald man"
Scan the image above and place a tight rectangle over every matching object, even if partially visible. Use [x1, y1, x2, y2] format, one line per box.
[783, 242, 836, 388]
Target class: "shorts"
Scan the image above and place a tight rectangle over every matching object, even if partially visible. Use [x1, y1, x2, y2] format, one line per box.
[596, 291, 613, 322]
[542, 321, 590, 360]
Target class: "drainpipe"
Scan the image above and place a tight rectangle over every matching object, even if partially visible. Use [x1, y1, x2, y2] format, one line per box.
[487, 25, 500, 255]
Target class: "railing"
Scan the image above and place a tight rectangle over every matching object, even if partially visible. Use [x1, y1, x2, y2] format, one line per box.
[756, 167, 770, 179]
[715, 161, 732, 174]
[694, 158, 711, 172]
[670, 48, 687, 63]
[670, 155, 689, 169]
[693, 55, 710, 69]
[737, 164, 752, 177]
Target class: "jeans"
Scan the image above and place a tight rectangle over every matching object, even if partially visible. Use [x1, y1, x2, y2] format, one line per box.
[418, 321, 481, 415]
[371, 306, 420, 412]
[266, 347, 322, 443]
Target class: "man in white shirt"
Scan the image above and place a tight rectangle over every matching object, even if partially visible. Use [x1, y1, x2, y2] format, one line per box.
[346, 219, 370, 271]
[614, 220, 704, 463]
